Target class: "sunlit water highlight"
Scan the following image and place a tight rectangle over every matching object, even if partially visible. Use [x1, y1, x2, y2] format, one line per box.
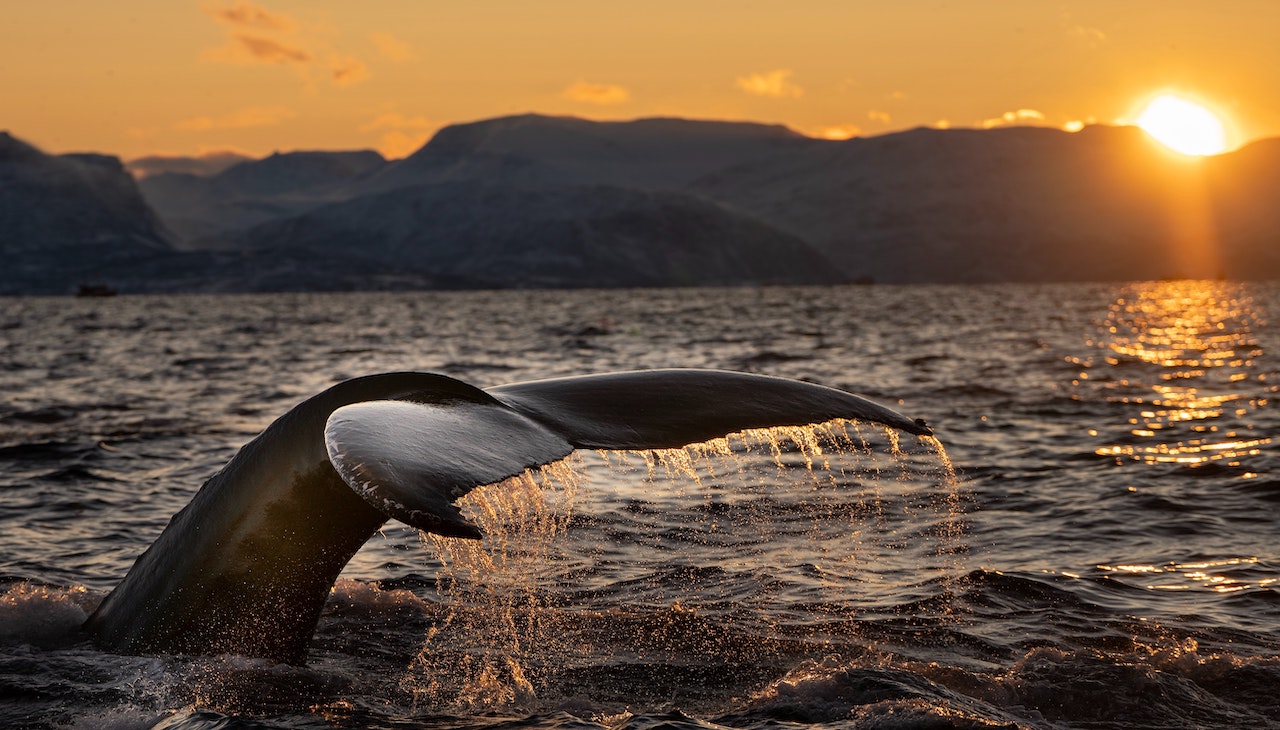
[2, 281, 1278, 729]
[1081, 281, 1271, 466]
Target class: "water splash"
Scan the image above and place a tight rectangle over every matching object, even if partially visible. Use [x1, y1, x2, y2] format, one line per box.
[402, 459, 582, 710]
[402, 419, 962, 711]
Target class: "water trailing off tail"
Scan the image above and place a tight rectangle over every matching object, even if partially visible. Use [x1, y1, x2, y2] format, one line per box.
[83, 369, 931, 664]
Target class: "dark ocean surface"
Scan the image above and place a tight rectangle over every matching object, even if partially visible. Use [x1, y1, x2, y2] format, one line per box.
[1, 282, 1277, 729]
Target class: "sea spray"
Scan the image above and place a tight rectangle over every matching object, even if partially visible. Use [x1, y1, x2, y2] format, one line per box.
[402, 420, 963, 711]
[922, 435, 968, 622]
[403, 458, 582, 710]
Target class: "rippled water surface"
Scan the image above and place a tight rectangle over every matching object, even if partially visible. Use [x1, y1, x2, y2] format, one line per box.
[2, 282, 1278, 729]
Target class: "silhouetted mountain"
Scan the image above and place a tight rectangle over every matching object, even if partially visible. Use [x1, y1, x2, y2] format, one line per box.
[364, 114, 806, 193]
[127, 152, 253, 179]
[138, 149, 387, 243]
[230, 180, 845, 288]
[0, 132, 176, 294]
[8, 116, 1280, 294]
[691, 123, 1280, 282]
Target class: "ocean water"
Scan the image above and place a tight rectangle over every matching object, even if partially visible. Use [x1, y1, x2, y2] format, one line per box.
[1, 282, 1277, 729]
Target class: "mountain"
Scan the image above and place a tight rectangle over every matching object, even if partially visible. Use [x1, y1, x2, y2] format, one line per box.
[230, 180, 845, 288]
[363, 114, 807, 193]
[0, 132, 176, 294]
[344, 114, 1280, 284]
[8, 115, 1280, 295]
[137, 149, 388, 244]
[126, 151, 253, 179]
[690, 124, 1280, 282]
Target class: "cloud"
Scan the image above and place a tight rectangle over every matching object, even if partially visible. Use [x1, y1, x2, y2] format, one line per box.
[981, 108, 1046, 129]
[229, 34, 312, 64]
[360, 112, 432, 132]
[1070, 24, 1107, 43]
[370, 32, 415, 62]
[174, 106, 296, 132]
[330, 55, 370, 86]
[1063, 117, 1097, 133]
[200, 1, 367, 88]
[816, 124, 861, 141]
[204, 1, 294, 31]
[377, 131, 434, 159]
[1061, 10, 1107, 46]
[360, 112, 435, 159]
[560, 81, 631, 105]
[736, 69, 803, 99]
[867, 110, 892, 124]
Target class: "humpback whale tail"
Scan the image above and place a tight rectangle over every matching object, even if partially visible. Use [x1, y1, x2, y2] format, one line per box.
[84, 369, 931, 664]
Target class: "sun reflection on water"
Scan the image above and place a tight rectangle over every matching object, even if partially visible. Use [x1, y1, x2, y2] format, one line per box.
[1097, 558, 1276, 594]
[1075, 280, 1272, 467]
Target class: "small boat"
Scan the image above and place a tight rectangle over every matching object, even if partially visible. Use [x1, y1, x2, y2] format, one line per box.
[75, 283, 118, 297]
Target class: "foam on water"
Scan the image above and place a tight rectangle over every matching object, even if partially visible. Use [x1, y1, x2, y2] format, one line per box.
[0, 581, 97, 649]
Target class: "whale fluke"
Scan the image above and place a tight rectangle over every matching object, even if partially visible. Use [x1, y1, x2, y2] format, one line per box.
[489, 369, 931, 448]
[326, 399, 573, 539]
[84, 369, 930, 663]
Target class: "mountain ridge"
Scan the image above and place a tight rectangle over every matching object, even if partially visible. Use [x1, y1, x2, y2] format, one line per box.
[4, 114, 1280, 294]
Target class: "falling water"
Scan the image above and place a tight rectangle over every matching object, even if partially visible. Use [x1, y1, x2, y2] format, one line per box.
[403, 419, 962, 712]
[405, 459, 583, 709]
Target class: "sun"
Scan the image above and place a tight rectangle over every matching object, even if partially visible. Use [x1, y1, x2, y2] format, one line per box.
[1135, 95, 1228, 156]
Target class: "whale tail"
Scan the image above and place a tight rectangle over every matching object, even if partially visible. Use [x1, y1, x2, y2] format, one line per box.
[87, 369, 931, 663]
[325, 369, 931, 539]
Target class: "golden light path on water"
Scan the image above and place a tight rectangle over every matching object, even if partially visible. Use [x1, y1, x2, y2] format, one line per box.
[1071, 280, 1275, 596]
[1075, 281, 1271, 468]
[404, 421, 959, 710]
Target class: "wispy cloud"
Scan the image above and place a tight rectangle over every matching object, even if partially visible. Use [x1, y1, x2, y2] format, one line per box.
[735, 69, 803, 99]
[360, 112, 431, 132]
[1062, 10, 1107, 47]
[867, 110, 892, 125]
[174, 106, 296, 131]
[981, 108, 1046, 129]
[560, 81, 630, 105]
[223, 34, 312, 65]
[370, 32, 415, 62]
[329, 55, 369, 86]
[200, 1, 367, 87]
[204, 0, 294, 31]
[1070, 24, 1107, 43]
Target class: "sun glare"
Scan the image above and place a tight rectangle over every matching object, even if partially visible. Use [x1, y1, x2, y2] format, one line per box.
[1135, 95, 1228, 156]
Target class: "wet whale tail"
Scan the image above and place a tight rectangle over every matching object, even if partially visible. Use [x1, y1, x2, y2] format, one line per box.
[84, 369, 930, 663]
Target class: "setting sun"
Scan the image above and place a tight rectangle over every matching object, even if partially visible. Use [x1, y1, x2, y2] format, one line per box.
[1135, 95, 1228, 156]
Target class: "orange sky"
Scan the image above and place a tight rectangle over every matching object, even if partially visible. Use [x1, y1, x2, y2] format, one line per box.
[3, 1, 1277, 160]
